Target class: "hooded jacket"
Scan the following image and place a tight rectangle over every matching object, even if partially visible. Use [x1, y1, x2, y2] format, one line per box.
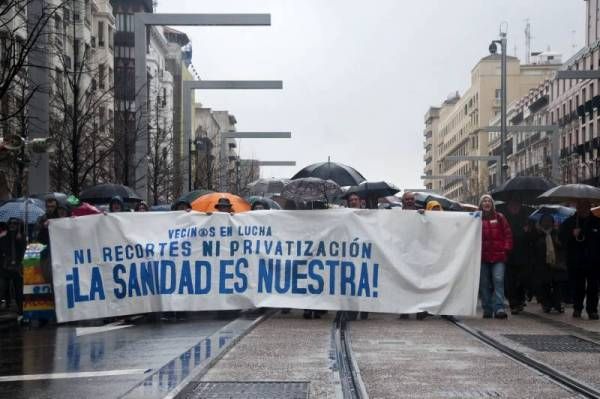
[480, 195, 513, 263]
[109, 195, 125, 212]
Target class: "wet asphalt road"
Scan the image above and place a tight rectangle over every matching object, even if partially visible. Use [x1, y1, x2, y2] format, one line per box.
[0, 313, 235, 399]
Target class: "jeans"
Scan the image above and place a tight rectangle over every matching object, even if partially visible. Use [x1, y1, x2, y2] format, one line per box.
[479, 262, 506, 315]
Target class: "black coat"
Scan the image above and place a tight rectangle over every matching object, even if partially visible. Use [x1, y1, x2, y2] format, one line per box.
[0, 232, 26, 271]
[505, 209, 534, 266]
[532, 229, 566, 274]
[559, 213, 600, 268]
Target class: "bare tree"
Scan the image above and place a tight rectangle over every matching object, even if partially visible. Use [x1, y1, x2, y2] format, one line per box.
[192, 127, 216, 191]
[233, 157, 260, 196]
[147, 86, 176, 205]
[48, 0, 116, 195]
[0, 0, 64, 124]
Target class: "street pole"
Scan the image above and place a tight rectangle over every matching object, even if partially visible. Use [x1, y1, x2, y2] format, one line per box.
[500, 32, 508, 185]
[188, 139, 193, 192]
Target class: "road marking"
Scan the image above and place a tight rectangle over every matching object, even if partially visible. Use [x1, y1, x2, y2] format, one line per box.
[0, 369, 149, 382]
[76, 320, 133, 337]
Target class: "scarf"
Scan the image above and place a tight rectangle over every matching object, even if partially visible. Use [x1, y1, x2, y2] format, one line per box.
[541, 227, 556, 266]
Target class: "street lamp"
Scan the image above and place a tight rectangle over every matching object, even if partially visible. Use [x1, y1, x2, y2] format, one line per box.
[489, 29, 508, 185]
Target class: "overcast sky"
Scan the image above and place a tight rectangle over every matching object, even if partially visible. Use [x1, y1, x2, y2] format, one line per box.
[157, 1, 584, 189]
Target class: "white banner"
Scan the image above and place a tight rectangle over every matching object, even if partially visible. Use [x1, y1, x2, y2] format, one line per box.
[49, 209, 482, 322]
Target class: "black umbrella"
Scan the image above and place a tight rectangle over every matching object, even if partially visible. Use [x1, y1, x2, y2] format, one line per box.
[281, 177, 341, 202]
[347, 181, 399, 209]
[292, 161, 366, 187]
[537, 184, 600, 203]
[491, 176, 556, 202]
[80, 184, 142, 204]
[246, 196, 282, 210]
[246, 178, 289, 196]
[414, 192, 462, 211]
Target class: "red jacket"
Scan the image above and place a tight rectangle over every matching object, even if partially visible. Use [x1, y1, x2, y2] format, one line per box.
[481, 211, 513, 263]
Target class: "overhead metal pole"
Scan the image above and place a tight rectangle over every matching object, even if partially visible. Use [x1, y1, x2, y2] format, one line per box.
[181, 80, 286, 192]
[500, 32, 508, 185]
[133, 13, 271, 199]
[258, 161, 296, 166]
[556, 70, 600, 79]
[479, 125, 561, 183]
[221, 132, 291, 139]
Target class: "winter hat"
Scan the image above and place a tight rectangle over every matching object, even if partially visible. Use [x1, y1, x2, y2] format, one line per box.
[426, 200, 443, 211]
[479, 194, 495, 211]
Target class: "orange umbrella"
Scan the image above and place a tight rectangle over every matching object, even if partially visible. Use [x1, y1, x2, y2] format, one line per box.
[191, 192, 251, 213]
[593, 206, 600, 218]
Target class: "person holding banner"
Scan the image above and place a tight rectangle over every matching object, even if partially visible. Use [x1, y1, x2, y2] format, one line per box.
[399, 191, 428, 320]
[172, 200, 192, 211]
[135, 201, 149, 212]
[345, 192, 369, 321]
[425, 200, 442, 211]
[215, 198, 233, 213]
[479, 194, 513, 319]
[109, 196, 126, 213]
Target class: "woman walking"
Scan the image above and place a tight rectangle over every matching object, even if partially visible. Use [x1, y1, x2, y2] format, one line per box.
[479, 194, 513, 319]
[533, 214, 565, 313]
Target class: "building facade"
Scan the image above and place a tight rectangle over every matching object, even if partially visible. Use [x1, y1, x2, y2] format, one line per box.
[164, 27, 191, 199]
[424, 54, 559, 203]
[111, 0, 152, 187]
[487, 1, 600, 188]
[423, 106, 440, 190]
[192, 105, 221, 190]
[212, 110, 239, 192]
[586, 0, 600, 47]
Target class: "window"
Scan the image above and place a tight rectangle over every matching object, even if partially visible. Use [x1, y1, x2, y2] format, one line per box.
[98, 21, 105, 47]
[115, 14, 134, 32]
[74, 39, 80, 61]
[99, 64, 105, 89]
[108, 26, 113, 48]
[108, 67, 113, 88]
[99, 106, 106, 132]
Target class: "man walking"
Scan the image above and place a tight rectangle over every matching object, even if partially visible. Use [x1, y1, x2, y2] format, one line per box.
[400, 191, 428, 320]
[559, 200, 600, 320]
[504, 199, 533, 314]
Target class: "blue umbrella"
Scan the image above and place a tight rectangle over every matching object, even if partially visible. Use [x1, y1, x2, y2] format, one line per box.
[0, 197, 46, 210]
[0, 200, 45, 224]
[529, 205, 575, 225]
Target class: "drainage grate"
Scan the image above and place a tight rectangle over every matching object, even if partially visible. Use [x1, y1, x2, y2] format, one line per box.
[446, 389, 503, 398]
[503, 334, 600, 353]
[178, 381, 310, 399]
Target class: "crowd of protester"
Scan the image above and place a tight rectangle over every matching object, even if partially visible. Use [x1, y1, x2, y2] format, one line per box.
[1, 190, 599, 323]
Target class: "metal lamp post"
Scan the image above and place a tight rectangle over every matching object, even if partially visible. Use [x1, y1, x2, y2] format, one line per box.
[489, 31, 508, 185]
